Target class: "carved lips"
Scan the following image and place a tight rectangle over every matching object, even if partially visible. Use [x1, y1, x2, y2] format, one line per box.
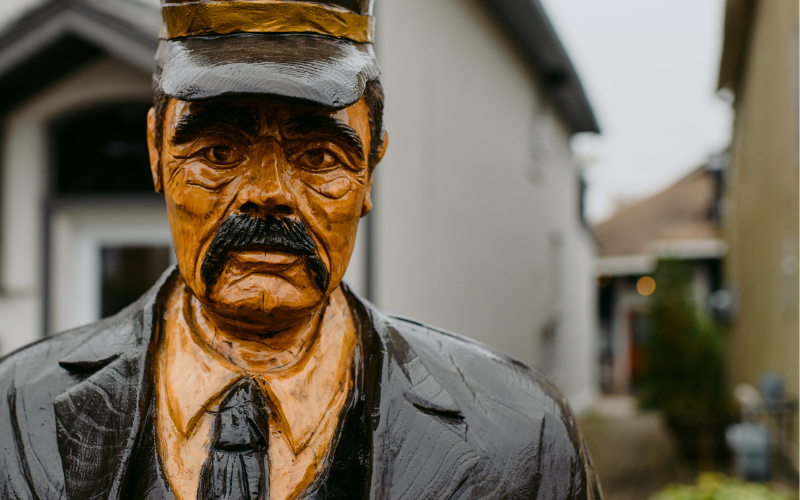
[200, 213, 330, 293]
[230, 249, 302, 268]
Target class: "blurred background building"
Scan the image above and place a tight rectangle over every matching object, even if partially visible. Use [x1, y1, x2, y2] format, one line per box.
[717, 0, 799, 423]
[0, 0, 601, 410]
[584, 0, 799, 493]
[594, 158, 727, 394]
[717, 0, 799, 475]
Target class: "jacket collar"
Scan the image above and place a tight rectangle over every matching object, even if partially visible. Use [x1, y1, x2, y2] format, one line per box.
[54, 266, 178, 500]
[53, 268, 477, 500]
[343, 286, 479, 500]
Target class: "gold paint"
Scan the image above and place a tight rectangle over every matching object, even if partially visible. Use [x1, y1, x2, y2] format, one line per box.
[155, 279, 357, 500]
[163, 1, 374, 43]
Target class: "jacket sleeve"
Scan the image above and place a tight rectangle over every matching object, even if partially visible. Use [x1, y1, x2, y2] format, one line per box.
[534, 404, 603, 500]
[0, 362, 40, 500]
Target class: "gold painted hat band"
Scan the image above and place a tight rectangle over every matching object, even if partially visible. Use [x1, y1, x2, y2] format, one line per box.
[162, 1, 374, 44]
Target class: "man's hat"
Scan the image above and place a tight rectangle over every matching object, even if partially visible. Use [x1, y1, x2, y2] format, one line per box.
[154, 0, 380, 109]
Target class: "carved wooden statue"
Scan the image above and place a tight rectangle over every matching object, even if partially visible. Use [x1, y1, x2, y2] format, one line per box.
[0, 1, 603, 499]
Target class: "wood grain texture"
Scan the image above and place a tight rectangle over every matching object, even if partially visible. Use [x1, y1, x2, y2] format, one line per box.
[151, 96, 377, 335]
[162, 2, 375, 43]
[0, 268, 602, 499]
[155, 282, 357, 500]
[161, 0, 373, 16]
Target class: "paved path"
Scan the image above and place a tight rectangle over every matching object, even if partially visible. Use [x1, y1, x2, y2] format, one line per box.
[580, 397, 694, 500]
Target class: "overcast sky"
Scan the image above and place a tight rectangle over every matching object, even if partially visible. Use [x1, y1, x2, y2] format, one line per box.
[539, 0, 733, 223]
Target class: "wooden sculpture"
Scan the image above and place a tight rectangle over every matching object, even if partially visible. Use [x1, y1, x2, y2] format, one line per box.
[0, 1, 603, 499]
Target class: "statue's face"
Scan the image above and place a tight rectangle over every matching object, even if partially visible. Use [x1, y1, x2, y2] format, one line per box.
[147, 96, 381, 330]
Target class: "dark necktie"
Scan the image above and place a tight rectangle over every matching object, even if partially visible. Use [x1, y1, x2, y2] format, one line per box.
[199, 378, 271, 500]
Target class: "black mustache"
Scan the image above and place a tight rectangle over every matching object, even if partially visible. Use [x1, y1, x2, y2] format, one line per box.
[200, 213, 330, 293]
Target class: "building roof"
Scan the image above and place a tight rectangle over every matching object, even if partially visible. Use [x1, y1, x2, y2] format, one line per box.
[594, 162, 724, 259]
[481, 0, 600, 134]
[718, 0, 757, 92]
[0, 0, 599, 134]
[0, 0, 158, 116]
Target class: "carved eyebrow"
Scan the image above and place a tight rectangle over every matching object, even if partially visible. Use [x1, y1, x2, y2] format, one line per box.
[172, 105, 259, 145]
[283, 114, 365, 161]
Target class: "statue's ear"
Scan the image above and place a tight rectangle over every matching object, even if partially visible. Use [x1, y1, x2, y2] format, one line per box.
[361, 176, 373, 217]
[377, 128, 389, 164]
[361, 129, 388, 217]
[147, 107, 163, 193]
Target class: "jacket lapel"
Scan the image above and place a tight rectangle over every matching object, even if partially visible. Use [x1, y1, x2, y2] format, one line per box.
[54, 267, 178, 500]
[362, 303, 479, 500]
[52, 273, 476, 500]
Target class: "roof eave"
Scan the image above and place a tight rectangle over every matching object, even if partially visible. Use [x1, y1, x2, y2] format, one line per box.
[717, 0, 757, 93]
[0, 0, 160, 116]
[0, 0, 159, 74]
[481, 0, 600, 134]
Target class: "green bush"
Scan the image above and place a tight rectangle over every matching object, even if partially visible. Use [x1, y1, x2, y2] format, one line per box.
[638, 259, 732, 459]
[649, 473, 797, 500]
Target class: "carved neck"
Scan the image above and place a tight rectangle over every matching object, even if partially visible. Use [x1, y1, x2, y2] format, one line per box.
[184, 289, 326, 373]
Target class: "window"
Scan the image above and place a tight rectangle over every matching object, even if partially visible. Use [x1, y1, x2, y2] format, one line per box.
[52, 103, 153, 194]
[46, 102, 173, 333]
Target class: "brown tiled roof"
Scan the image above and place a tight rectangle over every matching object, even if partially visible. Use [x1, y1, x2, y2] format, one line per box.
[594, 166, 721, 257]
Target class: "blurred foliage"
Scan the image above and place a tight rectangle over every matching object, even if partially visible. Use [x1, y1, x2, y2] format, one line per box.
[648, 473, 798, 500]
[638, 259, 732, 458]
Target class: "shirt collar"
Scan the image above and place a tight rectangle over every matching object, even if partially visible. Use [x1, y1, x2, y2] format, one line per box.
[163, 284, 357, 454]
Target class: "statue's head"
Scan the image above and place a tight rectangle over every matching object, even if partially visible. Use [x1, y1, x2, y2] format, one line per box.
[147, 0, 387, 331]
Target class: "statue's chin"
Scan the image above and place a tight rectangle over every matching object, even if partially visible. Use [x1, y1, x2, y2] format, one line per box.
[200, 273, 326, 332]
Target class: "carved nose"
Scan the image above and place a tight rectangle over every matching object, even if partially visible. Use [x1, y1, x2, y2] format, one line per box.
[240, 187, 294, 217]
[238, 163, 295, 217]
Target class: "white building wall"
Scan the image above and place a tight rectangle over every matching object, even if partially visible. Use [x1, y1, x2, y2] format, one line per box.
[375, 0, 597, 408]
[0, 56, 153, 354]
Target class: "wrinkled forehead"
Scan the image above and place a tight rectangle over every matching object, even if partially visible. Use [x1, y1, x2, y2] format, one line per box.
[163, 96, 370, 143]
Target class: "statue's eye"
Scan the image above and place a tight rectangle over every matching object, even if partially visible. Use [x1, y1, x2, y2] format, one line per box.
[296, 148, 340, 171]
[203, 145, 242, 166]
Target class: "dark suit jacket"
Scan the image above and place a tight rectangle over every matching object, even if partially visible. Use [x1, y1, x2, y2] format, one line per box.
[0, 267, 602, 500]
